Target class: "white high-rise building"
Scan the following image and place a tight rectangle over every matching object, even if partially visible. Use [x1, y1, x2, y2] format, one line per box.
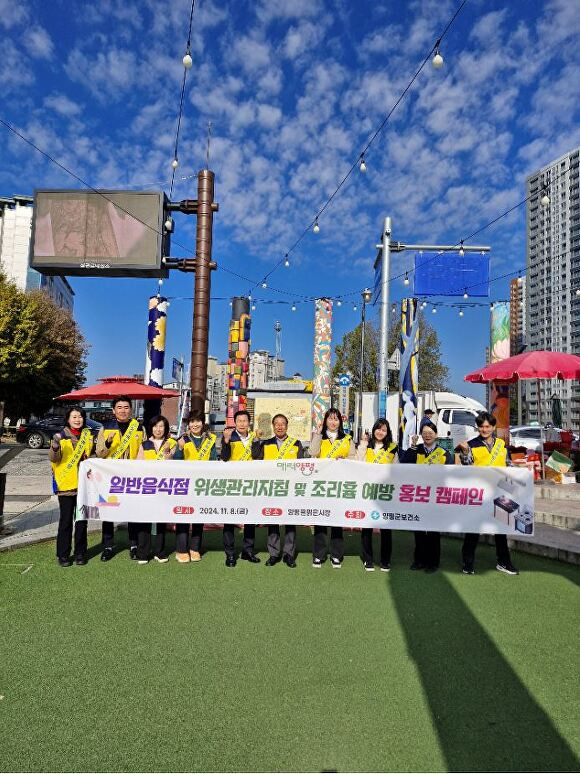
[525, 148, 580, 427]
[0, 195, 74, 311]
[248, 350, 285, 389]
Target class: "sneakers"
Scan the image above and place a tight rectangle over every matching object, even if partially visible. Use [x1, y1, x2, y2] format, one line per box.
[129, 545, 138, 561]
[175, 552, 190, 563]
[380, 564, 391, 572]
[312, 558, 323, 568]
[462, 562, 475, 575]
[137, 559, 148, 565]
[330, 557, 342, 569]
[189, 550, 202, 562]
[363, 561, 375, 572]
[496, 561, 519, 576]
[154, 554, 169, 564]
[100, 547, 114, 562]
[58, 557, 73, 567]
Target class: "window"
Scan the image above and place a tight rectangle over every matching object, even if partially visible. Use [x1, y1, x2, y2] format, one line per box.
[441, 410, 450, 424]
[451, 411, 477, 427]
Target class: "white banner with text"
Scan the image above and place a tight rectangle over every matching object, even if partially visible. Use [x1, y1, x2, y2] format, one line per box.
[76, 458, 534, 535]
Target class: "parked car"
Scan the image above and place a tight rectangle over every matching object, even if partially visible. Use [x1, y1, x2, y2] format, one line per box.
[16, 416, 103, 449]
[509, 425, 567, 452]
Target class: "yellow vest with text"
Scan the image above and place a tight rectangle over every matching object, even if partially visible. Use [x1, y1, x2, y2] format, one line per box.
[417, 446, 448, 465]
[141, 438, 177, 460]
[263, 437, 300, 460]
[51, 435, 93, 492]
[470, 437, 507, 467]
[183, 434, 216, 461]
[102, 421, 144, 460]
[364, 442, 397, 464]
[319, 435, 352, 459]
[229, 434, 255, 461]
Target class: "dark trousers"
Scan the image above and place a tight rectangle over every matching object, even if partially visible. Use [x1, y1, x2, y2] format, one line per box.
[267, 525, 296, 559]
[361, 528, 392, 566]
[102, 521, 139, 549]
[413, 531, 441, 568]
[56, 495, 87, 560]
[223, 524, 255, 557]
[176, 523, 203, 553]
[136, 524, 167, 560]
[462, 532, 511, 566]
[313, 526, 343, 561]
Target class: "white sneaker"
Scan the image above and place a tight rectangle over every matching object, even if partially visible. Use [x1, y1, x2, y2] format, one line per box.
[137, 559, 148, 565]
[330, 557, 342, 569]
[154, 555, 169, 564]
[312, 558, 323, 568]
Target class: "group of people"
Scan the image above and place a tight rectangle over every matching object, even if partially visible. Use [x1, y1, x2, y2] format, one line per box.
[49, 396, 519, 576]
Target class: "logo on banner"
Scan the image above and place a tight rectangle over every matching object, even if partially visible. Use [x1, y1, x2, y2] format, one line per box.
[370, 510, 381, 520]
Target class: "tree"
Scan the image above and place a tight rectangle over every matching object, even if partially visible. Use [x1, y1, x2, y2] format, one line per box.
[0, 271, 88, 417]
[333, 312, 449, 400]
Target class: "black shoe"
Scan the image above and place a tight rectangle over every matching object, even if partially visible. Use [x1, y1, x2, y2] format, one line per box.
[496, 561, 519, 575]
[129, 545, 138, 561]
[410, 562, 425, 570]
[74, 555, 87, 566]
[225, 556, 237, 568]
[380, 564, 391, 572]
[363, 560, 375, 572]
[283, 555, 297, 568]
[58, 557, 73, 567]
[265, 556, 280, 566]
[425, 565, 438, 574]
[100, 548, 114, 562]
[462, 562, 475, 575]
[240, 552, 261, 564]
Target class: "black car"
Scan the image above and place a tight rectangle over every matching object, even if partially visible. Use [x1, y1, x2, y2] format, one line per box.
[16, 416, 103, 449]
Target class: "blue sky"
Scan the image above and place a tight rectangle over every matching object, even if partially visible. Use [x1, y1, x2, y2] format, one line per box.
[1, 0, 579, 402]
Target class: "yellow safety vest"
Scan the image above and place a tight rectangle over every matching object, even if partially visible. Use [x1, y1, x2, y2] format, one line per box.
[365, 442, 397, 464]
[319, 435, 352, 459]
[228, 433, 255, 461]
[263, 437, 299, 460]
[471, 437, 507, 467]
[183, 434, 216, 461]
[103, 419, 144, 460]
[51, 430, 93, 492]
[141, 438, 177, 460]
[417, 446, 448, 465]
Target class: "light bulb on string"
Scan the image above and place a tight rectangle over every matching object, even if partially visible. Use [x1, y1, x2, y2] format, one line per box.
[171, 158, 179, 169]
[313, 218, 320, 234]
[337, 299, 342, 307]
[458, 240, 465, 257]
[576, 289, 580, 297]
[392, 305, 396, 315]
[359, 155, 367, 173]
[164, 216, 174, 232]
[291, 303, 297, 312]
[432, 306, 437, 314]
[403, 273, 410, 286]
[432, 42, 444, 69]
[463, 290, 468, 299]
[284, 254, 290, 268]
[353, 304, 357, 312]
[261, 282, 267, 289]
[541, 191, 550, 208]
[182, 51, 193, 69]
[251, 303, 256, 311]
[459, 309, 464, 317]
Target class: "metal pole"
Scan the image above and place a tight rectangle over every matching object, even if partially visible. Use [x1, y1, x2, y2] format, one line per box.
[190, 169, 215, 412]
[378, 217, 391, 409]
[358, 298, 367, 443]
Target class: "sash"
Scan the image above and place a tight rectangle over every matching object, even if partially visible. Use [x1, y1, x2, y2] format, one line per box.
[276, 436, 297, 459]
[64, 428, 92, 471]
[197, 434, 216, 461]
[238, 432, 255, 461]
[111, 419, 139, 459]
[420, 447, 447, 465]
[325, 435, 350, 459]
[488, 438, 504, 466]
[155, 441, 170, 460]
[372, 443, 396, 464]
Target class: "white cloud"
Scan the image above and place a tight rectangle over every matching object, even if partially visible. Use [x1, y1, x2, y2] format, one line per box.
[0, 0, 28, 28]
[22, 25, 55, 59]
[44, 94, 83, 117]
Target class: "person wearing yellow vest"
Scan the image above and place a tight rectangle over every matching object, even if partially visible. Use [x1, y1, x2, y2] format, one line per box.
[357, 418, 398, 572]
[458, 412, 519, 575]
[220, 409, 260, 567]
[135, 415, 177, 564]
[174, 409, 217, 563]
[309, 408, 356, 568]
[403, 420, 453, 572]
[96, 396, 145, 562]
[49, 406, 94, 566]
[252, 413, 305, 568]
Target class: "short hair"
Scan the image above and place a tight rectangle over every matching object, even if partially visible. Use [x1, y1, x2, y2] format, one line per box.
[186, 409, 208, 434]
[65, 405, 86, 428]
[113, 395, 132, 408]
[272, 414, 288, 425]
[148, 414, 170, 439]
[475, 411, 497, 427]
[370, 418, 393, 449]
[424, 409, 435, 415]
[234, 410, 251, 422]
[421, 420, 438, 434]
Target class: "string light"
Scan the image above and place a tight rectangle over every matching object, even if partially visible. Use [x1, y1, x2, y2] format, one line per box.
[182, 51, 193, 69]
[576, 289, 580, 297]
[291, 303, 297, 312]
[251, 303, 256, 311]
[313, 218, 320, 234]
[432, 40, 444, 69]
[459, 309, 464, 317]
[403, 273, 410, 286]
[432, 306, 437, 313]
[353, 304, 358, 312]
[337, 299, 342, 307]
[284, 254, 290, 267]
[261, 282, 267, 289]
[359, 155, 367, 173]
[541, 190, 550, 208]
[458, 240, 465, 257]
[171, 158, 179, 169]
[463, 289, 468, 299]
[392, 305, 396, 315]
[164, 216, 174, 232]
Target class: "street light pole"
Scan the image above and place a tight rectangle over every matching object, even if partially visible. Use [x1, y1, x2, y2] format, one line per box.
[358, 288, 373, 442]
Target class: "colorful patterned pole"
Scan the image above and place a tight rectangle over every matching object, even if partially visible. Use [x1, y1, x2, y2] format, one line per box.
[398, 298, 419, 451]
[226, 297, 251, 427]
[489, 301, 510, 442]
[311, 298, 333, 433]
[145, 295, 168, 388]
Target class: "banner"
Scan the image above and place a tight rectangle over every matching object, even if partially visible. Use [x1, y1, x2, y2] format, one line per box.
[413, 252, 490, 297]
[77, 458, 534, 536]
[399, 298, 419, 451]
[311, 298, 333, 432]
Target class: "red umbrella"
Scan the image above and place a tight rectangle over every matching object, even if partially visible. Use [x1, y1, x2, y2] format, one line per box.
[57, 376, 179, 401]
[464, 350, 580, 384]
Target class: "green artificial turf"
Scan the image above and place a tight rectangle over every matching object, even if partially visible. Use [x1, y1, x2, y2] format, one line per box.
[0, 529, 578, 772]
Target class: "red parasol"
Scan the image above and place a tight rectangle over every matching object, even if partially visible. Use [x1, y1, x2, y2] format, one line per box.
[56, 376, 179, 401]
[464, 350, 580, 384]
